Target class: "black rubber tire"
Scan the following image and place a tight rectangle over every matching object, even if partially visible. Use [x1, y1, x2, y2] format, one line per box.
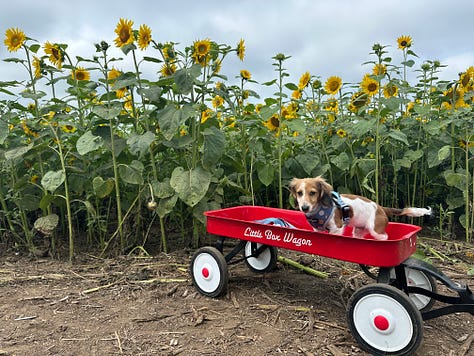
[243, 242, 278, 273]
[190, 246, 229, 298]
[347, 284, 423, 356]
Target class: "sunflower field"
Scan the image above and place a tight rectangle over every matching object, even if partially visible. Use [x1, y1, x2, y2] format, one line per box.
[1, 20, 473, 262]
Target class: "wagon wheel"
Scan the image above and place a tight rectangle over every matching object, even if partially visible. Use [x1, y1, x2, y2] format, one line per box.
[390, 267, 437, 312]
[244, 242, 278, 273]
[347, 284, 423, 356]
[190, 246, 228, 298]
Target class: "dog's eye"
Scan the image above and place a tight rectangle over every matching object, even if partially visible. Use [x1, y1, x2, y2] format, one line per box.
[309, 191, 316, 196]
[297, 191, 303, 197]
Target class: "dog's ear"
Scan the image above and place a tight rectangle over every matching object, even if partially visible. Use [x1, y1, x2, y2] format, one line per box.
[288, 178, 299, 196]
[316, 177, 333, 206]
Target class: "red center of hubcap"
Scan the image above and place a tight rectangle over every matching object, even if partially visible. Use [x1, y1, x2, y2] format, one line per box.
[373, 315, 390, 330]
[201, 267, 210, 278]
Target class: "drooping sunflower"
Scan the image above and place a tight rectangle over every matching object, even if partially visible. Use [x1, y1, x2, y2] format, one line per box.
[162, 42, 176, 61]
[298, 71, 311, 90]
[201, 108, 213, 124]
[397, 35, 413, 50]
[4, 27, 26, 52]
[324, 97, 339, 114]
[383, 83, 399, 98]
[264, 114, 280, 132]
[324, 76, 342, 95]
[71, 67, 91, 81]
[44, 41, 63, 69]
[114, 18, 134, 48]
[137, 24, 152, 50]
[372, 63, 387, 76]
[240, 69, 251, 80]
[212, 95, 224, 109]
[107, 67, 122, 81]
[237, 38, 245, 61]
[348, 91, 370, 113]
[212, 59, 222, 74]
[32, 56, 42, 79]
[160, 63, 177, 77]
[292, 89, 302, 100]
[361, 74, 379, 96]
[192, 39, 211, 66]
[459, 66, 474, 91]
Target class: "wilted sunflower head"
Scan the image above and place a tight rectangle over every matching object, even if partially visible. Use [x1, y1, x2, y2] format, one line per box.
[397, 35, 413, 50]
[459, 66, 474, 91]
[44, 41, 63, 69]
[324, 76, 342, 95]
[4, 27, 26, 52]
[107, 68, 122, 81]
[383, 83, 399, 98]
[32, 56, 43, 79]
[237, 39, 245, 61]
[372, 64, 387, 76]
[137, 24, 152, 50]
[114, 18, 135, 48]
[264, 114, 280, 131]
[349, 91, 370, 112]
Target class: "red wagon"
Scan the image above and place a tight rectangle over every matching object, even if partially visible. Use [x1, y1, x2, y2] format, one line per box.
[190, 205, 474, 355]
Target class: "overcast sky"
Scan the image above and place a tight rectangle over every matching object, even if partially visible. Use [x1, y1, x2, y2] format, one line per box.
[1, 0, 473, 100]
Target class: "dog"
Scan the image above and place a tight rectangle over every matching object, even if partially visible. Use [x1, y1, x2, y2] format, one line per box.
[289, 176, 431, 240]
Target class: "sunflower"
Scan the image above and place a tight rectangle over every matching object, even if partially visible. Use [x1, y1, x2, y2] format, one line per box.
[459, 66, 474, 91]
[160, 63, 177, 77]
[212, 95, 224, 109]
[240, 69, 251, 80]
[61, 124, 77, 133]
[137, 24, 152, 50]
[324, 76, 342, 95]
[44, 41, 63, 69]
[162, 42, 176, 61]
[72, 67, 90, 81]
[397, 35, 412, 50]
[324, 97, 339, 114]
[192, 39, 211, 66]
[201, 108, 213, 124]
[264, 114, 280, 131]
[292, 89, 302, 100]
[107, 68, 122, 81]
[237, 38, 245, 61]
[336, 129, 347, 138]
[298, 71, 311, 90]
[348, 91, 370, 113]
[4, 27, 25, 52]
[114, 18, 134, 48]
[372, 63, 387, 76]
[212, 59, 222, 74]
[361, 74, 379, 96]
[383, 83, 398, 98]
[32, 56, 42, 79]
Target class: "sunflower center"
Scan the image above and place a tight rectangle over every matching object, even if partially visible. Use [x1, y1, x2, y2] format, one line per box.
[197, 44, 208, 54]
[270, 117, 280, 128]
[120, 29, 130, 43]
[368, 83, 378, 92]
[401, 40, 407, 47]
[12, 36, 20, 46]
[52, 47, 60, 60]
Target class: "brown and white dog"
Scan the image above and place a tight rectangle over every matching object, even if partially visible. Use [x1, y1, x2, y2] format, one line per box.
[289, 176, 431, 240]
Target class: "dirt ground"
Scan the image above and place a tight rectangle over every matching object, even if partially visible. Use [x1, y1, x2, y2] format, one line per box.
[1, 238, 473, 356]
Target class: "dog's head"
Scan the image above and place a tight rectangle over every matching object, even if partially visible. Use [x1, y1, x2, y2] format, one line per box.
[289, 176, 333, 213]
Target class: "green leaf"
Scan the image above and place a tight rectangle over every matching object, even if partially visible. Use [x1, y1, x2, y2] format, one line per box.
[92, 104, 122, 120]
[444, 172, 466, 192]
[256, 163, 274, 187]
[34, 214, 59, 236]
[156, 195, 178, 218]
[332, 152, 351, 171]
[202, 127, 225, 169]
[438, 145, 451, 162]
[388, 130, 409, 145]
[170, 166, 211, 207]
[41, 170, 65, 193]
[76, 131, 103, 155]
[127, 131, 155, 157]
[296, 153, 320, 176]
[118, 160, 144, 185]
[112, 72, 138, 90]
[151, 179, 175, 199]
[5, 143, 34, 161]
[92, 176, 115, 198]
[157, 103, 196, 140]
[174, 64, 201, 95]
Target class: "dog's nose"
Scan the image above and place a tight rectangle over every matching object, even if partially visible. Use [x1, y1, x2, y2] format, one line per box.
[301, 204, 310, 213]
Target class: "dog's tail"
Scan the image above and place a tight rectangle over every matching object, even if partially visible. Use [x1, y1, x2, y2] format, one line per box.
[383, 206, 432, 217]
